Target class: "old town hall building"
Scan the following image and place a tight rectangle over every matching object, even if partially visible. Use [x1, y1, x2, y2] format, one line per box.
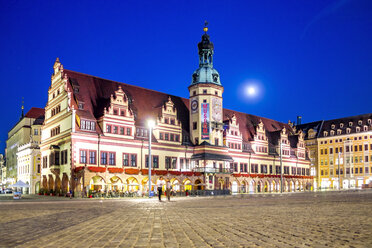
[40, 26, 312, 196]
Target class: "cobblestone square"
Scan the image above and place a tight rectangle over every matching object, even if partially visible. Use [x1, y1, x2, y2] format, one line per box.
[0, 190, 371, 248]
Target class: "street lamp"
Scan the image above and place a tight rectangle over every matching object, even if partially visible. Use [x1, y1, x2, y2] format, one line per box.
[147, 119, 155, 198]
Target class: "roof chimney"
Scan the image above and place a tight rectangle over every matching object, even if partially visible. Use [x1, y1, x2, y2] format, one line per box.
[297, 116, 302, 125]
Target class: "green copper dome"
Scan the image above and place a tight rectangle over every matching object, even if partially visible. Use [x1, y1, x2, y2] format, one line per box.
[190, 25, 221, 86]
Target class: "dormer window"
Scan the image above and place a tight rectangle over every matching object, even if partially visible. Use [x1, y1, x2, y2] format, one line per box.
[74, 87, 79, 93]
[330, 130, 335, 136]
[356, 127, 360, 133]
[346, 128, 351, 134]
[358, 120, 362, 125]
[340, 123, 344, 128]
[364, 126, 368, 131]
[78, 103, 84, 110]
[331, 124, 335, 129]
[349, 122, 353, 127]
[324, 131, 328, 137]
[368, 119, 371, 125]
[337, 129, 342, 135]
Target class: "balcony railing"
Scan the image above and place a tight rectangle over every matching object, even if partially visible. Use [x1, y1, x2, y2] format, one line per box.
[193, 167, 233, 174]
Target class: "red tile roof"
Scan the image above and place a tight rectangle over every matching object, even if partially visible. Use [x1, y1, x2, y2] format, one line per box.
[24, 107, 44, 119]
[63, 69, 292, 144]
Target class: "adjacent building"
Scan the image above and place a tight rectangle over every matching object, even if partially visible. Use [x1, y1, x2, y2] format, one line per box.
[0, 154, 5, 190]
[16, 113, 44, 193]
[5, 108, 44, 186]
[40, 26, 312, 196]
[297, 114, 372, 190]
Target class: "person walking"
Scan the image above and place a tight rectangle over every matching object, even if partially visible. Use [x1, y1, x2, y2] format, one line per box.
[166, 179, 172, 201]
[157, 176, 165, 201]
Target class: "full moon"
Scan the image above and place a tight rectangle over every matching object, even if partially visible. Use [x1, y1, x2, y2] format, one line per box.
[247, 86, 256, 96]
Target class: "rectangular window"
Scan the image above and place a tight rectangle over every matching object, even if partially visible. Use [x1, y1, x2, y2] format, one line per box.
[89, 151, 96, 164]
[109, 152, 115, 165]
[165, 157, 171, 169]
[34, 129, 38, 135]
[330, 148, 333, 154]
[175, 135, 180, 142]
[101, 152, 107, 165]
[145, 155, 159, 168]
[215, 138, 218, 146]
[153, 156, 159, 168]
[120, 127, 124, 135]
[165, 133, 169, 140]
[123, 154, 129, 166]
[130, 154, 137, 167]
[126, 127, 131, 135]
[43, 157, 50, 171]
[170, 134, 174, 141]
[171, 157, 177, 169]
[120, 110, 125, 116]
[193, 122, 197, 130]
[113, 126, 118, 134]
[366, 156, 369, 162]
[359, 145, 362, 151]
[106, 125, 111, 133]
[80, 150, 87, 164]
[170, 118, 175, 125]
[366, 167, 369, 173]
[159, 133, 163, 140]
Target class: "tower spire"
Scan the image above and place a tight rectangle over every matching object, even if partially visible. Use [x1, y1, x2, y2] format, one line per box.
[203, 21, 208, 33]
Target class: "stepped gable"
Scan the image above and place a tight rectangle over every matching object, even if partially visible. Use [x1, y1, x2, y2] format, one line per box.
[64, 70, 190, 130]
[63, 69, 291, 143]
[223, 109, 292, 142]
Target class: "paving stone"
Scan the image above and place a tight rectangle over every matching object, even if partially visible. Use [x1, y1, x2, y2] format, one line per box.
[0, 191, 372, 247]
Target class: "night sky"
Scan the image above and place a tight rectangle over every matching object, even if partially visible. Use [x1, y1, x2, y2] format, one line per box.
[1, 0, 371, 153]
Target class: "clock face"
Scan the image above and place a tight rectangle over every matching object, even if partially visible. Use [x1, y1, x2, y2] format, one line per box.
[191, 99, 198, 113]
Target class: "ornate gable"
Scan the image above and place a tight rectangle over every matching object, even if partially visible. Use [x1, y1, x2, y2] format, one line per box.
[158, 97, 180, 126]
[254, 119, 267, 141]
[105, 86, 132, 117]
[154, 96, 182, 144]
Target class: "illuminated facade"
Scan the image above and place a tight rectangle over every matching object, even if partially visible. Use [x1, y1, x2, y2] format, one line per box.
[5, 108, 44, 186]
[39, 27, 311, 196]
[297, 114, 372, 190]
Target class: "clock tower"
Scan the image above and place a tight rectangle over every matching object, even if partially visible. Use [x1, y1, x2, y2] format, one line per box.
[189, 23, 224, 146]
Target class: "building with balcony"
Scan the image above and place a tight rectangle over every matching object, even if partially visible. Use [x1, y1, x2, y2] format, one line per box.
[39, 25, 311, 196]
[297, 114, 372, 190]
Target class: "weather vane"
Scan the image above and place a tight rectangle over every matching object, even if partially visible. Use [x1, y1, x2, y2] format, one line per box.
[203, 21, 208, 33]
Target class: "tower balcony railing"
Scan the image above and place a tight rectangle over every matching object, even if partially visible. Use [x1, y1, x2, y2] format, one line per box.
[194, 167, 233, 174]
